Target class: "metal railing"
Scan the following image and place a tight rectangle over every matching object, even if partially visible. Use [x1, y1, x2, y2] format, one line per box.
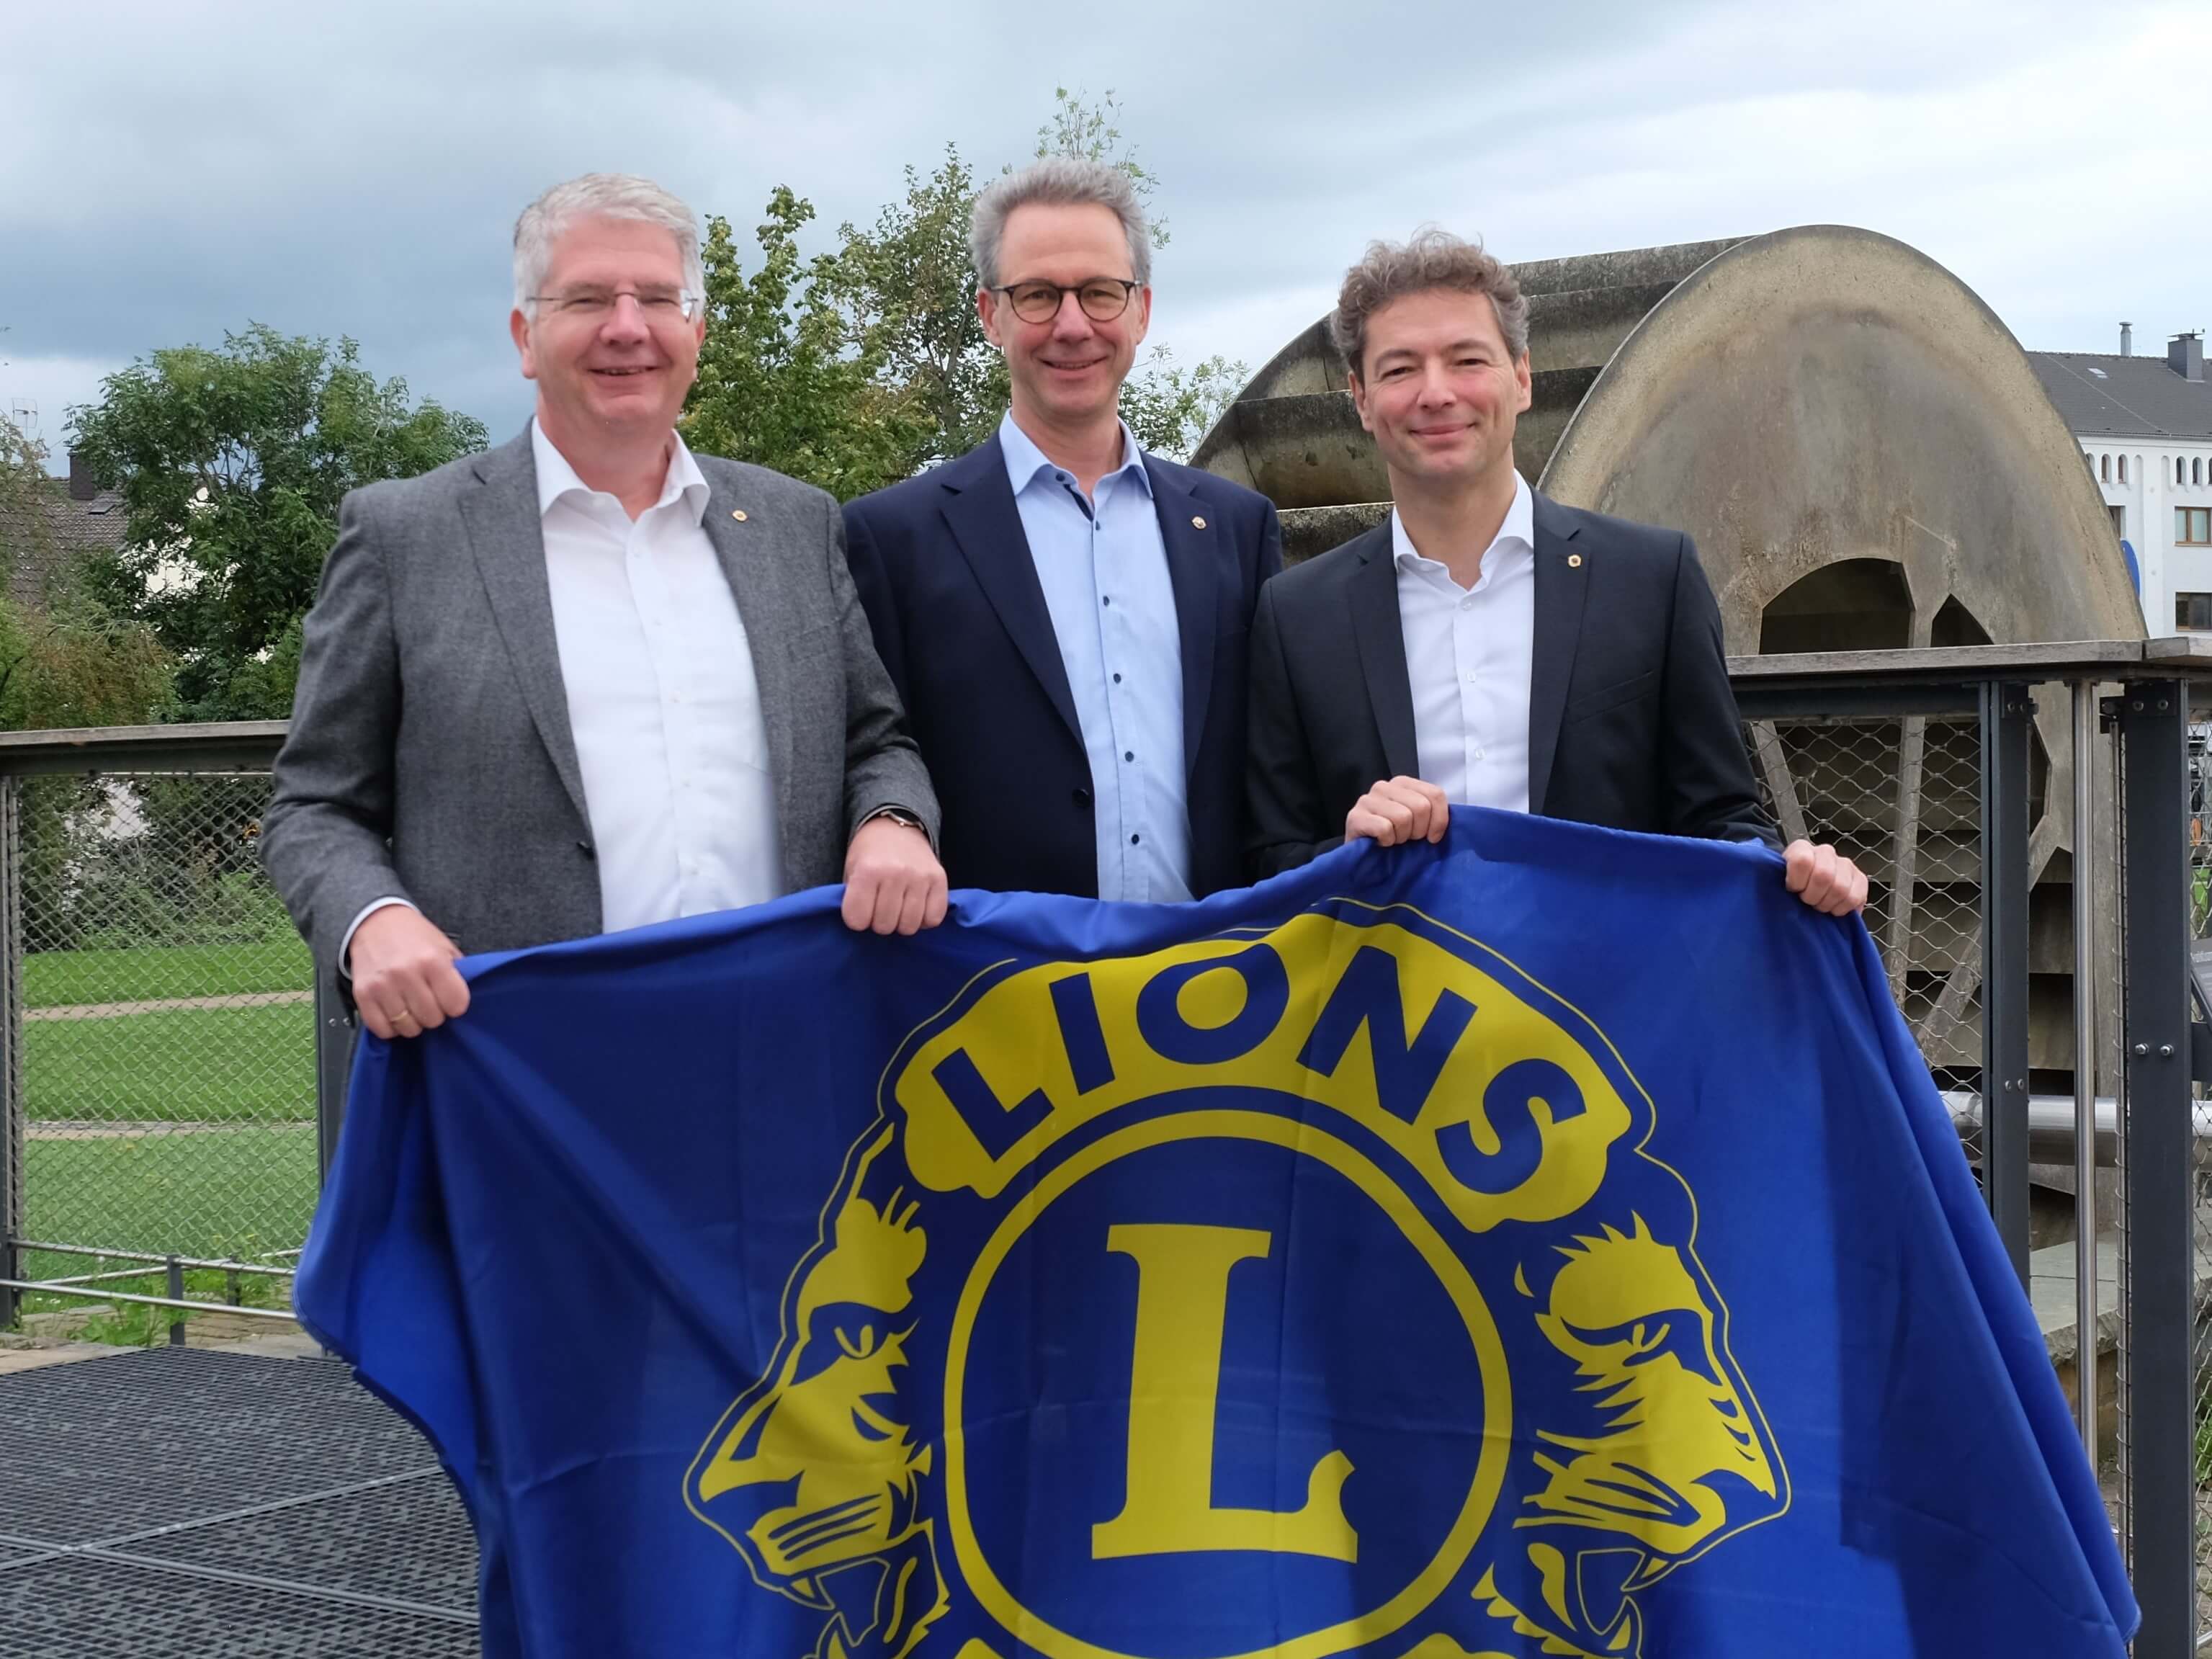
[0, 720, 344, 1341]
[0, 645, 2206, 1649]
[1734, 637, 2212, 1655]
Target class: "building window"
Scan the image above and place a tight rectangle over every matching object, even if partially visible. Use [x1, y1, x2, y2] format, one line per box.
[2119, 455, 2129, 483]
[2101, 454, 2111, 481]
[2111, 505, 2127, 539]
[2177, 592, 2212, 630]
[2181, 507, 2212, 545]
[2198, 457, 2206, 486]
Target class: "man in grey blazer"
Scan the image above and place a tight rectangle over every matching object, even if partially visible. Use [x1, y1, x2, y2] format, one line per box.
[262, 174, 945, 1043]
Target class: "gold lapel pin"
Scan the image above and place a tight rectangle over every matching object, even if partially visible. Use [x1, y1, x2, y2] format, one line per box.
[1567, 553, 1582, 568]
[730, 509, 748, 522]
[1191, 515, 1207, 529]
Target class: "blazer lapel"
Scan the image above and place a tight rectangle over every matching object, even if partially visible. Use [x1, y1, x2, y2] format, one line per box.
[701, 488, 798, 812]
[1143, 457, 1218, 778]
[1526, 491, 1590, 817]
[1348, 524, 1420, 779]
[460, 431, 589, 824]
[939, 439, 1083, 746]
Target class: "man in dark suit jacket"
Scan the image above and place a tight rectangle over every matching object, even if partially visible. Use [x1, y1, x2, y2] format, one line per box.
[1247, 229, 1866, 916]
[845, 158, 1280, 901]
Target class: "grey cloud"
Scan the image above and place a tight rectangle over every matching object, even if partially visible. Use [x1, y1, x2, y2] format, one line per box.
[5, 0, 2198, 444]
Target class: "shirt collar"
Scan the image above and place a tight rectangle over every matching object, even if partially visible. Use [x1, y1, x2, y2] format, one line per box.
[531, 418, 709, 525]
[998, 411, 1153, 501]
[1391, 470, 1535, 574]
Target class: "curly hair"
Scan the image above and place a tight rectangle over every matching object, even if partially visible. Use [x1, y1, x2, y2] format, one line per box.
[1330, 228, 1528, 378]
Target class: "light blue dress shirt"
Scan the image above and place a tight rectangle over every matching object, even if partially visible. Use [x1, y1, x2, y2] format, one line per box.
[999, 412, 1191, 901]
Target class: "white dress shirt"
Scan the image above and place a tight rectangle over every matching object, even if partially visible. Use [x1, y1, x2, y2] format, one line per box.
[532, 421, 783, 934]
[341, 422, 782, 964]
[1394, 472, 1536, 813]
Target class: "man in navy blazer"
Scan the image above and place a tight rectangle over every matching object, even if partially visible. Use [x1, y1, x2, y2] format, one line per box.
[1247, 230, 1869, 916]
[844, 158, 1280, 900]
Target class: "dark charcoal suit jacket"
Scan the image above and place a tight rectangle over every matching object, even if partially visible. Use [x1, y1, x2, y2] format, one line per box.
[844, 436, 1281, 898]
[1246, 490, 1776, 878]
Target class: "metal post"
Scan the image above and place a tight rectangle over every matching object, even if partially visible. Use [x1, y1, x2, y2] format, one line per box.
[0, 778, 22, 1331]
[2069, 681, 2100, 1462]
[1979, 681, 2033, 1281]
[313, 969, 354, 1184]
[164, 1256, 185, 1347]
[2117, 679, 2196, 1654]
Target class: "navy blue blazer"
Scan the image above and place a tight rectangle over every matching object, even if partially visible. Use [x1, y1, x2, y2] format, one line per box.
[1245, 491, 1777, 879]
[843, 436, 1282, 898]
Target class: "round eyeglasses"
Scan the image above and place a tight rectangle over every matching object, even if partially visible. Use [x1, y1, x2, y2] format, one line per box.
[989, 278, 1139, 325]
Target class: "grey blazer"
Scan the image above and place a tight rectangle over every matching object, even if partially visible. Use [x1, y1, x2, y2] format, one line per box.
[261, 428, 939, 972]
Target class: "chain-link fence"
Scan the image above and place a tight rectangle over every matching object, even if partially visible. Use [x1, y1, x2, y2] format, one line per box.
[9, 769, 313, 1283]
[1747, 712, 1991, 1103]
[0, 724, 311, 1337]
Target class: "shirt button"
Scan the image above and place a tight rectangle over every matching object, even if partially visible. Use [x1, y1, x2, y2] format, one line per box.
[1112, 672, 1122, 684]
[1073, 787, 1093, 808]
[1103, 596, 1112, 607]
[1124, 751, 1134, 762]
[1130, 833, 1142, 846]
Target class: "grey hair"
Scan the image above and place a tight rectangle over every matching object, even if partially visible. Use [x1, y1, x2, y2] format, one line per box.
[1330, 228, 1529, 377]
[969, 157, 1151, 292]
[512, 174, 704, 315]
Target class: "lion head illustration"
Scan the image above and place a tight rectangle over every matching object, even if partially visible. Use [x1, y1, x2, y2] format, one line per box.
[692, 1130, 946, 1659]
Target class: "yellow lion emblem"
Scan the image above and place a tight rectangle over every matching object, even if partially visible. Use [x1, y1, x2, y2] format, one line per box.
[690, 1127, 946, 1659]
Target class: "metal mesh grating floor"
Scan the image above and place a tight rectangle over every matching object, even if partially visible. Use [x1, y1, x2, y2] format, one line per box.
[0, 1346, 478, 1657]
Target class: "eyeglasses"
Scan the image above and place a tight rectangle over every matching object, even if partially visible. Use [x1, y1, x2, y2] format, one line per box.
[990, 278, 1139, 325]
[530, 288, 704, 322]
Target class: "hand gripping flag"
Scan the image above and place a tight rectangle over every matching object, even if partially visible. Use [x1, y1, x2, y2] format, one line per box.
[297, 810, 2136, 1659]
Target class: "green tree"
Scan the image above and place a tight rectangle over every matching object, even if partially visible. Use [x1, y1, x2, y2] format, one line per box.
[0, 592, 171, 731]
[0, 408, 168, 730]
[822, 148, 1005, 466]
[683, 188, 926, 498]
[0, 405, 55, 585]
[68, 326, 488, 720]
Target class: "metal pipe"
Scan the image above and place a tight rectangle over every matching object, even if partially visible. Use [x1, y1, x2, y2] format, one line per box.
[0, 1279, 297, 1318]
[1940, 1092, 2126, 1166]
[6, 1240, 294, 1276]
[2070, 680, 2099, 1461]
[30, 1264, 196, 1289]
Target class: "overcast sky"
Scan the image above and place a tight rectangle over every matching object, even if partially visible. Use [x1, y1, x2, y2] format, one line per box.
[5, 0, 2203, 467]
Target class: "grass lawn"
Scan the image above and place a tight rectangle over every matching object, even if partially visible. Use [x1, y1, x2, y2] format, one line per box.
[17, 1125, 318, 1272]
[24, 1001, 315, 1122]
[22, 937, 310, 1008]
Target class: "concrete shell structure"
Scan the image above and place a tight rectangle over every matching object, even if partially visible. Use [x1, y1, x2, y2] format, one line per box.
[1194, 225, 2141, 1090]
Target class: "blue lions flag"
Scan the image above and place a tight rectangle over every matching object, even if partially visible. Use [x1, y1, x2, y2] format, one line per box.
[298, 812, 2135, 1658]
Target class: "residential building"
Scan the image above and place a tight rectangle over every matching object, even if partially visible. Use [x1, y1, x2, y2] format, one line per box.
[0, 450, 130, 612]
[2030, 328, 2212, 635]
